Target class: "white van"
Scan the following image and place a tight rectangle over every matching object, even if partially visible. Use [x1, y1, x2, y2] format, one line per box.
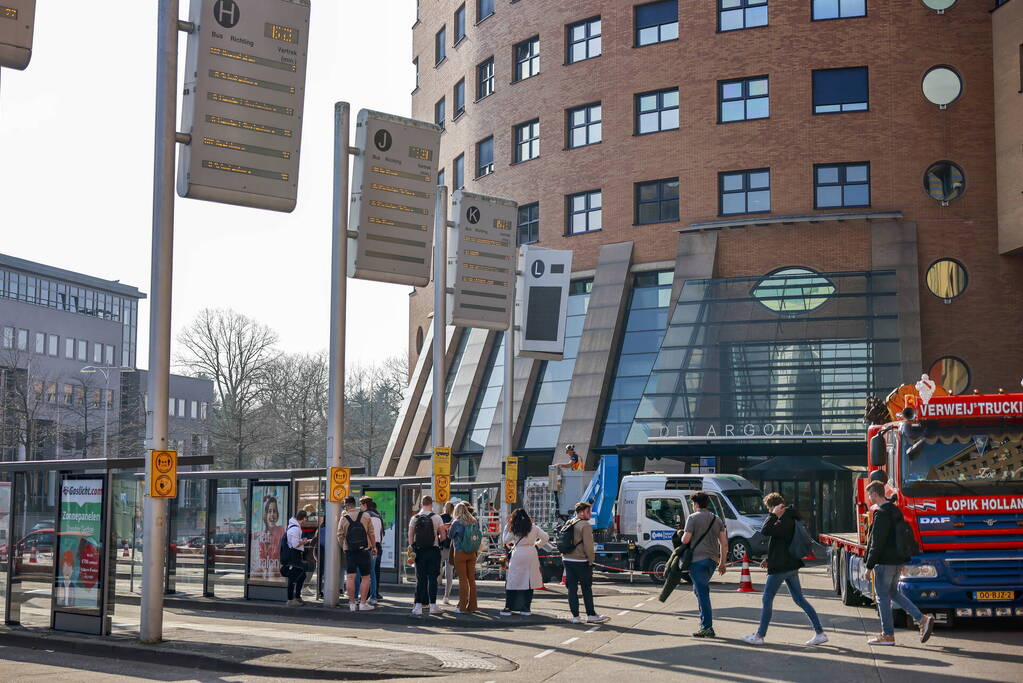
[616, 474, 770, 574]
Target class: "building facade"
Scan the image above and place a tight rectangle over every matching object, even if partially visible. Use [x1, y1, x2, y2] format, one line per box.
[384, 0, 1023, 525]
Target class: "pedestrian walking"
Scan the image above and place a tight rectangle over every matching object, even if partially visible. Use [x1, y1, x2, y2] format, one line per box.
[367, 499, 384, 602]
[408, 494, 446, 615]
[559, 501, 609, 624]
[680, 491, 728, 637]
[448, 501, 482, 613]
[864, 481, 934, 646]
[741, 493, 827, 646]
[501, 508, 549, 616]
[353, 496, 382, 606]
[337, 496, 377, 612]
[283, 510, 310, 606]
[440, 501, 456, 605]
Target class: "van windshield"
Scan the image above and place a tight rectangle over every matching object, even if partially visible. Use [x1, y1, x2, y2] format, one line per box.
[723, 490, 768, 516]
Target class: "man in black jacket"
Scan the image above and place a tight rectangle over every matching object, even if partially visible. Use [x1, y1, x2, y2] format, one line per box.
[741, 493, 826, 646]
[864, 481, 934, 645]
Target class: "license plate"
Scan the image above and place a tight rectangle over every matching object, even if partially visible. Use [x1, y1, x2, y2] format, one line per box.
[976, 591, 1014, 601]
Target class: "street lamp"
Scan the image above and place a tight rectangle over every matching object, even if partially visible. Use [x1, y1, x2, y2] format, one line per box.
[80, 365, 135, 459]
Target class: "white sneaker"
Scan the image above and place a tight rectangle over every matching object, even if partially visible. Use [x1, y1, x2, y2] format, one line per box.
[741, 634, 765, 645]
[430, 603, 442, 614]
[453, 607, 463, 614]
[569, 617, 582, 624]
[499, 610, 512, 616]
[349, 604, 358, 612]
[411, 604, 423, 616]
[444, 598, 453, 605]
[520, 611, 532, 616]
[368, 598, 379, 606]
[359, 602, 375, 611]
[585, 614, 609, 624]
[806, 633, 829, 646]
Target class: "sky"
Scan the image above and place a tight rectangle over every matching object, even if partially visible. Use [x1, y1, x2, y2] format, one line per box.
[0, 0, 416, 370]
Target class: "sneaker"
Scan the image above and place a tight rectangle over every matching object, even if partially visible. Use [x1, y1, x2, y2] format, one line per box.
[499, 610, 512, 616]
[411, 604, 423, 616]
[349, 604, 358, 612]
[359, 602, 375, 611]
[444, 598, 453, 605]
[368, 598, 379, 606]
[585, 614, 610, 624]
[806, 633, 829, 646]
[569, 616, 582, 624]
[453, 607, 463, 614]
[286, 599, 300, 607]
[295, 597, 305, 606]
[741, 634, 765, 645]
[918, 614, 934, 643]
[692, 627, 716, 638]
[520, 611, 532, 616]
[867, 634, 895, 646]
[430, 603, 443, 614]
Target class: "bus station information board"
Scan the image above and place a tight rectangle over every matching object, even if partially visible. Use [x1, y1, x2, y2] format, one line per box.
[178, 0, 311, 212]
[449, 191, 517, 330]
[348, 109, 442, 287]
[0, 0, 34, 70]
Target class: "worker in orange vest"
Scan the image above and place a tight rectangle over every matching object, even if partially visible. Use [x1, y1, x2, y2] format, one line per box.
[558, 444, 583, 471]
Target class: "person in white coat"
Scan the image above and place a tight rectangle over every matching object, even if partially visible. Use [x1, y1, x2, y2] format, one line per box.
[501, 508, 549, 616]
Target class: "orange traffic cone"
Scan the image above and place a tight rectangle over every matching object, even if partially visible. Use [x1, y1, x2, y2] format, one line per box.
[560, 569, 567, 586]
[29, 540, 38, 564]
[736, 552, 756, 592]
[122, 540, 130, 558]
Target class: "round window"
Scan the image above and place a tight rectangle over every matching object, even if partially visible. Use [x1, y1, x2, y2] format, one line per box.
[924, 161, 965, 203]
[921, 0, 956, 10]
[922, 66, 962, 107]
[928, 356, 970, 395]
[925, 259, 967, 301]
[752, 267, 836, 314]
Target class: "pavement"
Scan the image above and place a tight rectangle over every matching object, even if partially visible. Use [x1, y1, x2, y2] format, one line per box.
[1, 566, 1021, 682]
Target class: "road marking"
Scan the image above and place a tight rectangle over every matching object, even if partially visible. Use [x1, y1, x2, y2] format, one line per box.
[645, 597, 656, 602]
[617, 610, 630, 616]
[561, 637, 579, 645]
[633, 602, 645, 608]
[585, 626, 601, 633]
[534, 649, 556, 659]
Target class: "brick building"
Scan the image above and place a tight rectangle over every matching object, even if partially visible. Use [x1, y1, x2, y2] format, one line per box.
[381, 0, 1023, 532]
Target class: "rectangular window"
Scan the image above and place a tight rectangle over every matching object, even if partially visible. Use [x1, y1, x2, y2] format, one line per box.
[635, 88, 679, 134]
[65, 338, 74, 359]
[514, 119, 540, 163]
[438, 168, 446, 189]
[63, 384, 73, 405]
[815, 162, 870, 208]
[454, 154, 465, 189]
[719, 0, 768, 32]
[93, 343, 102, 363]
[435, 25, 446, 64]
[635, 177, 680, 224]
[514, 36, 540, 82]
[567, 16, 601, 64]
[812, 66, 868, 113]
[453, 79, 465, 117]
[635, 0, 678, 46]
[719, 169, 771, 215]
[719, 76, 769, 122]
[517, 202, 540, 245]
[812, 0, 866, 20]
[46, 381, 56, 403]
[178, 398, 186, 417]
[191, 401, 198, 419]
[34, 332, 44, 354]
[106, 389, 114, 409]
[435, 96, 445, 129]
[477, 0, 494, 22]
[105, 344, 114, 365]
[169, 399, 175, 416]
[201, 402, 208, 420]
[77, 339, 87, 362]
[1, 326, 11, 349]
[48, 334, 58, 357]
[476, 136, 494, 176]
[566, 190, 602, 234]
[16, 329, 27, 351]
[477, 57, 495, 99]
[454, 4, 466, 43]
[413, 57, 419, 90]
[567, 102, 602, 148]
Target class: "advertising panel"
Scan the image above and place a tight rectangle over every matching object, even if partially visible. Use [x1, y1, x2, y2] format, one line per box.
[362, 489, 397, 570]
[55, 478, 104, 612]
[248, 482, 289, 585]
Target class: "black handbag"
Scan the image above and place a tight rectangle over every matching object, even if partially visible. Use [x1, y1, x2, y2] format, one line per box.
[679, 514, 717, 571]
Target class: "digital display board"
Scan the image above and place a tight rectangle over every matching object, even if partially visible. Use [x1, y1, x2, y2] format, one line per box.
[515, 245, 573, 360]
[348, 109, 442, 287]
[178, 0, 311, 212]
[0, 0, 34, 70]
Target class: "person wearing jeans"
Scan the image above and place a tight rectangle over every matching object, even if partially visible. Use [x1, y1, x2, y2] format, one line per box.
[680, 492, 728, 638]
[689, 557, 718, 632]
[561, 502, 608, 624]
[873, 564, 925, 636]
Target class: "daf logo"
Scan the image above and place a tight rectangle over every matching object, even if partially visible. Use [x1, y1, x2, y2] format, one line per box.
[984, 518, 997, 527]
[919, 516, 951, 525]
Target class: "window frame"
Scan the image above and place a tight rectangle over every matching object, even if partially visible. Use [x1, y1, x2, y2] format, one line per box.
[717, 0, 769, 33]
[812, 0, 867, 21]
[435, 96, 446, 130]
[453, 4, 467, 44]
[476, 0, 495, 23]
[635, 177, 681, 225]
[925, 258, 968, 302]
[453, 78, 466, 118]
[812, 66, 869, 114]
[566, 102, 602, 149]
[477, 56, 495, 100]
[813, 161, 871, 209]
[635, 87, 680, 135]
[565, 189, 603, 235]
[566, 15, 602, 64]
[453, 154, 465, 189]
[476, 136, 494, 178]
[513, 119, 540, 164]
[718, 168, 772, 216]
[634, 0, 679, 47]
[517, 202, 540, 245]
[717, 75, 769, 123]
[513, 35, 540, 82]
[435, 25, 447, 65]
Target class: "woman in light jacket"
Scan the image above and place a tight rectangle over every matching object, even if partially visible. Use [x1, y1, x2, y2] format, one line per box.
[501, 508, 549, 616]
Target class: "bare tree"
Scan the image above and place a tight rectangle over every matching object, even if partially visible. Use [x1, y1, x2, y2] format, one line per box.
[176, 309, 279, 469]
[0, 345, 63, 461]
[345, 356, 407, 475]
[62, 373, 108, 458]
[261, 351, 328, 469]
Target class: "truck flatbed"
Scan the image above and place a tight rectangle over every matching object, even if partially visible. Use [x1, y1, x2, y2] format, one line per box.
[819, 532, 865, 555]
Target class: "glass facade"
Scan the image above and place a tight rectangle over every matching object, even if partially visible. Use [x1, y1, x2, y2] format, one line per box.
[420, 330, 470, 451]
[520, 281, 592, 450]
[460, 331, 505, 452]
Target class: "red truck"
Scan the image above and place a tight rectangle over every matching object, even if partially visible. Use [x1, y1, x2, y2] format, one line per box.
[820, 384, 1023, 627]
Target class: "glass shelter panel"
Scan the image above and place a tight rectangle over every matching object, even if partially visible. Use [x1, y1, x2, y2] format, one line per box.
[8, 471, 58, 627]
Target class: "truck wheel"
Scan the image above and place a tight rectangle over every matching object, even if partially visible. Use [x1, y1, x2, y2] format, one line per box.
[839, 551, 864, 607]
[728, 538, 752, 564]
[830, 548, 842, 595]
[644, 552, 669, 584]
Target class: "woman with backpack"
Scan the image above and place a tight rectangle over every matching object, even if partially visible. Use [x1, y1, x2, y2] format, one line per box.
[501, 508, 549, 616]
[741, 492, 828, 646]
[448, 502, 481, 613]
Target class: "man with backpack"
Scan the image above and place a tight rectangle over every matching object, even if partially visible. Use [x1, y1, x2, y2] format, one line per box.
[679, 491, 728, 638]
[559, 501, 609, 624]
[353, 496, 383, 606]
[407, 495, 446, 615]
[337, 496, 377, 612]
[864, 480, 934, 645]
[282, 510, 310, 607]
[740, 493, 827, 646]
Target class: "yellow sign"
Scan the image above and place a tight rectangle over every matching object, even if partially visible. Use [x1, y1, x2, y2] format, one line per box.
[149, 450, 177, 498]
[434, 474, 451, 503]
[328, 466, 351, 503]
[504, 456, 518, 504]
[433, 446, 451, 476]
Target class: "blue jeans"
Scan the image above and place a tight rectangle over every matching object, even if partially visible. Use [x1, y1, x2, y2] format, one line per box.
[874, 564, 923, 636]
[690, 558, 717, 630]
[757, 570, 823, 637]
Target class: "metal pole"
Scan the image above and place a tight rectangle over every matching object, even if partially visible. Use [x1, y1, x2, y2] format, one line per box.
[431, 186, 448, 487]
[323, 102, 351, 609]
[102, 369, 110, 459]
[502, 252, 516, 524]
[140, 0, 179, 644]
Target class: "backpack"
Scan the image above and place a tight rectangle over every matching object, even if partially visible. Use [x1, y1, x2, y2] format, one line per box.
[279, 522, 299, 573]
[413, 512, 436, 549]
[344, 511, 369, 552]
[456, 520, 483, 554]
[556, 519, 580, 555]
[892, 512, 921, 561]
[788, 519, 813, 561]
